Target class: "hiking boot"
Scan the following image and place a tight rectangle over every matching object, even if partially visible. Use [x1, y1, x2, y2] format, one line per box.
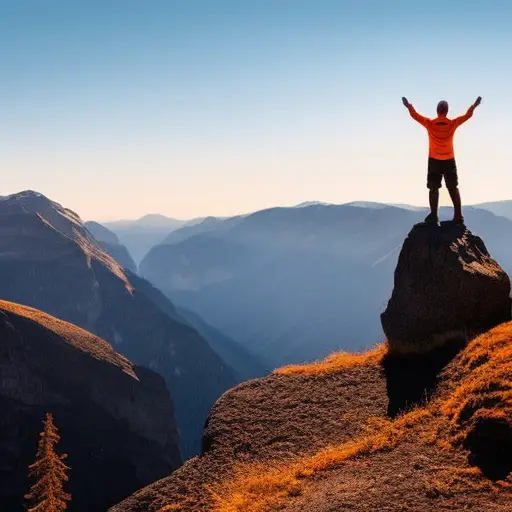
[424, 213, 439, 224]
[452, 216, 465, 225]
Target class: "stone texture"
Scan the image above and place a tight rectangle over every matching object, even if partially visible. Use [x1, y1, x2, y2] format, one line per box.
[381, 221, 511, 353]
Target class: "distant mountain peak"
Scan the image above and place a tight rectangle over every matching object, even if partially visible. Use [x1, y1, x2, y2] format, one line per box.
[138, 213, 178, 222]
[345, 200, 389, 209]
[2, 189, 47, 200]
[0, 189, 82, 222]
[294, 200, 332, 208]
[0, 190, 132, 292]
[1, 190, 57, 213]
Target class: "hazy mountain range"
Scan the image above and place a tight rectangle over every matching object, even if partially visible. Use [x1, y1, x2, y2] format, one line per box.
[99, 200, 511, 269]
[472, 199, 512, 220]
[102, 215, 203, 265]
[134, 202, 512, 367]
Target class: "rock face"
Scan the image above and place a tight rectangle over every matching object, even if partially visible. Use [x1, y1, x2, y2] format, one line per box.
[0, 300, 181, 512]
[111, 350, 389, 512]
[381, 222, 511, 353]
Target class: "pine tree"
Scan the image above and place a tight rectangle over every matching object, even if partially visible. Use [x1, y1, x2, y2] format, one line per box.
[25, 412, 71, 512]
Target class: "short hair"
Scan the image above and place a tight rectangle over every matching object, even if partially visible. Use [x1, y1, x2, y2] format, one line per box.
[437, 100, 449, 115]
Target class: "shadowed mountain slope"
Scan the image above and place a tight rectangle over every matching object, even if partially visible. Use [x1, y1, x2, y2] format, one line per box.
[0, 299, 181, 512]
[85, 220, 120, 244]
[0, 191, 236, 458]
[174, 306, 269, 381]
[161, 215, 244, 246]
[125, 274, 268, 381]
[85, 219, 261, 381]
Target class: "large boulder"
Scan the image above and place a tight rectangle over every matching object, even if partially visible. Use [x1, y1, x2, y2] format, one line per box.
[381, 221, 511, 354]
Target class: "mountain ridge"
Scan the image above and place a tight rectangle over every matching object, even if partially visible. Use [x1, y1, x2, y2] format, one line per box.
[0, 191, 237, 458]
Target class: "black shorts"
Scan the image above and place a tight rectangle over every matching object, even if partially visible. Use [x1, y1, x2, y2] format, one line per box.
[427, 158, 458, 190]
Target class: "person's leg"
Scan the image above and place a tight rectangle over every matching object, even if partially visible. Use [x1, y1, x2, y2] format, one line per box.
[426, 158, 441, 222]
[429, 188, 440, 218]
[448, 186, 463, 222]
[445, 159, 463, 222]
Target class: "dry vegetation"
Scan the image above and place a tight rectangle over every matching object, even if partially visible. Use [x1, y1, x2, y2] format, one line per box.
[440, 322, 512, 481]
[139, 322, 512, 512]
[0, 300, 136, 378]
[441, 322, 512, 436]
[275, 344, 386, 376]
[208, 409, 431, 512]
[205, 323, 512, 512]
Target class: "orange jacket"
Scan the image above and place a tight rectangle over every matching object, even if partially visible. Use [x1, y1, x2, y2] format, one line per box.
[408, 104, 475, 160]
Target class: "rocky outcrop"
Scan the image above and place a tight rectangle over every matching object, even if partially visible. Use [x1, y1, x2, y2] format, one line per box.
[112, 351, 389, 512]
[381, 222, 511, 354]
[0, 300, 181, 512]
[111, 323, 512, 512]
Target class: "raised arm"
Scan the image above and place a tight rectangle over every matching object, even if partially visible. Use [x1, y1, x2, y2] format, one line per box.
[402, 97, 430, 128]
[454, 96, 482, 127]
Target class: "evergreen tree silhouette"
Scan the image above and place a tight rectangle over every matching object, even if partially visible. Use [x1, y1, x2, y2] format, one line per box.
[25, 413, 71, 512]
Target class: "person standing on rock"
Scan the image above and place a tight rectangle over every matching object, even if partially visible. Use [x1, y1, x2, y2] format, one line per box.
[402, 96, 482, 224]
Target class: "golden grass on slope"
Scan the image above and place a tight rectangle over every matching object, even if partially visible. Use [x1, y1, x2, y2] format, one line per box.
[275, 344, 386, 376]
[208, 323, 512, 512]
[209, 408, 431, 512]
[0, 300, 136, 379]
[440, 322, 512, 443]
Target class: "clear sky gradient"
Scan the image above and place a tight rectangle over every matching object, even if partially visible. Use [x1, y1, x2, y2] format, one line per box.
[1, 1, 511, 220]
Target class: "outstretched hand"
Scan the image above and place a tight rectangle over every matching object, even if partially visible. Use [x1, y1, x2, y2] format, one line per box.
[474, 96, 482, 108]
[402, 97, 410, 107]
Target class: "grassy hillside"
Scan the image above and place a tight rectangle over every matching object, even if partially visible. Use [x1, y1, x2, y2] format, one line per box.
[113, 321, 511, 511]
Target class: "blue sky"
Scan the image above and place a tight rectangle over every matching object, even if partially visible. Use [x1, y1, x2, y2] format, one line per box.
[1, 0, 511, 220]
